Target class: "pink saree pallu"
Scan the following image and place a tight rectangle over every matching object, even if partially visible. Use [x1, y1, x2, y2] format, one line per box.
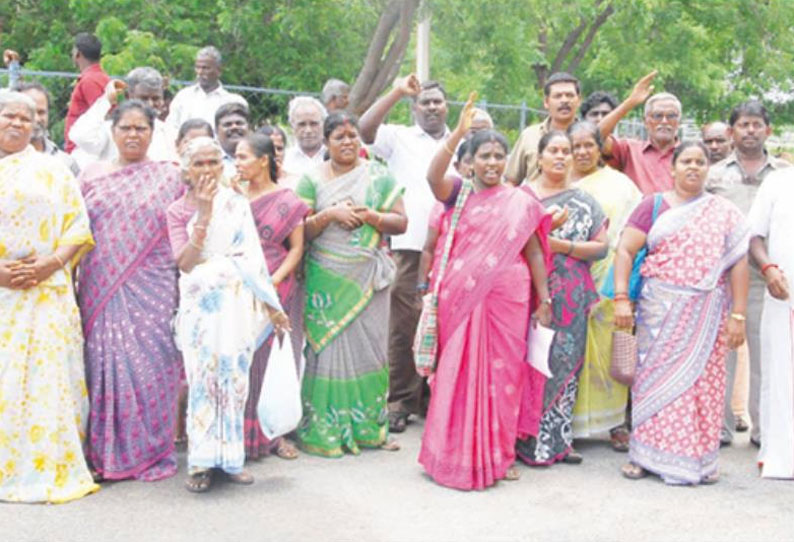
[629, 194, 748, 485]
[78, 161, 185, 481]
[418, 184, 548, 490]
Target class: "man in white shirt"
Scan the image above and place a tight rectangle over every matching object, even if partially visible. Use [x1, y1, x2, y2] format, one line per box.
[215, 101, 249, 179]
[166, 46, 247, 132]
[283, 96, 327, 178]
[69, 66, 178, 168]
[359, 74, 450, 432]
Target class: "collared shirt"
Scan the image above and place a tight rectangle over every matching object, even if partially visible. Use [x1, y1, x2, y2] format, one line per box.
[222, 153, 237, 179]
[370, 123, 451, 251]
[166, 83, 247, 132]
[747, 168, 794, 288]
[64, 63, 110, 153]
[706, 150, 791, 215]
[43, 138, 80, 176]
[606, 137, 675, 195]
[283, 145, 326, 179]
[505, 118, 551, 184]
[69, 96, 178, 169]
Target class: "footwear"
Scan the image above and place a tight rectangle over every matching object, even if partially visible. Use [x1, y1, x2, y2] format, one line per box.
[562, 450, 583, 464]
[380, 438, 401, 451]
[610, 426, 630, 453]
[750, 436, 761, 448]
[275, 439, 299, 460]
[504, 466, 521, 481]
[735, 417, 749, 433]
[701, 471, 720, 485]
[621, 462, 648, 480]
[719, 428, 732, 447]
[185, 470, 213, 493]
[226, 470, 254, 485]
[388, 411, 408, 433]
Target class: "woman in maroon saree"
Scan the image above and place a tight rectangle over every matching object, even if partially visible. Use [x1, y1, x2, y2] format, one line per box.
[235, 133, 309, 460]
[77, 101, 184, 481]
[419, 96, 552, 490]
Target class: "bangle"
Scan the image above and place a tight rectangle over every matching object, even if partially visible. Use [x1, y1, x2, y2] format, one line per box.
[443, 140, 456, 156]
[730, 312, 746, 322]
[376, 213, 384, 230]
[540, 298, 552, 306]
[614, 293, 630, 301]
[566, 241, 575, 256]
[761, 263, 779, 275]
[52, 254, 66, 268]
[193, 223, 207, 230]
[416, 282, 429, 291]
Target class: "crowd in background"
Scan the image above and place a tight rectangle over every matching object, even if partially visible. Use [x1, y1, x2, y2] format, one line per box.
[1, 31, 792, 502]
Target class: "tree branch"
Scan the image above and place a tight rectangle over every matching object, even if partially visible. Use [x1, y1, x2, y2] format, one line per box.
[550, 18, 587, 74]
[349, 0, 402, 109]
[533, 26, 549, 89]
[567, 2, 615, 73]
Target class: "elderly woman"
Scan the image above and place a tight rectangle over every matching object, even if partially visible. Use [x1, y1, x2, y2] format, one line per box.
[615, 141, 749, 485]
[235, 133, 309, 460]
[167, 137, 289, 492]
[78, 100, 185, 482]
[176, 118, 214, 154]
[0, 91, 98, 503]
[419, 96, 552, 490]
[517, 130, 609, 466]
[296, 112, 407, 456]
[567, 121, 642, 450]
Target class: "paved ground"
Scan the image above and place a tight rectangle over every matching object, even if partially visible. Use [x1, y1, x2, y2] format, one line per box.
[2, 421, 792, 542]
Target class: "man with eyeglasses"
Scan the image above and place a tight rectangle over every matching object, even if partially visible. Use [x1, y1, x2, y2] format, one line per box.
[597, 71, 681, 194]
[706, 100, 790, 450]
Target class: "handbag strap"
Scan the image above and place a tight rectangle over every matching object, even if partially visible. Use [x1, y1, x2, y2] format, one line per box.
[651, 193, 662, 222]
[433, 181, 472, 295]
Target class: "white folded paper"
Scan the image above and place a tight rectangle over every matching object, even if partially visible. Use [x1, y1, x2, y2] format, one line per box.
[527, 322, 555, 378]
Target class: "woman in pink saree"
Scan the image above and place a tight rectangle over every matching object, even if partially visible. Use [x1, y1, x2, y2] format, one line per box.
[77, 101, 184, 481]
[614, 141, 749, 485]
[419, 96, 552, 490]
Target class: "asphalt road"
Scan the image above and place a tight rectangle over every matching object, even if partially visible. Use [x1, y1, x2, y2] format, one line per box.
[2, 421, 792, 542]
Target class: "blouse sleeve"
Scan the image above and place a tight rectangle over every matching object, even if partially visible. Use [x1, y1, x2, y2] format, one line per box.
[55, 165, 95, 264]
[442, 176, 463, 211]
[371, 165, 405, 212]
[295, 174, 317, 210]
[625, 194, 669, 234]
[166, 197, 195, 258]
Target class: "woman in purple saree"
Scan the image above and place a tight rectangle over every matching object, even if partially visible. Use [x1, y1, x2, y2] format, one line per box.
[77, 101, 184, 481]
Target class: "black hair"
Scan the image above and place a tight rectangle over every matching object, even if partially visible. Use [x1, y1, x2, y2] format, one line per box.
[537, 129, 572, 156]
[468, 129, 510, 157]
[323, 111, 359, 140]
[257, 124, 287, 144]
[177, 118, 214, 145]
[74, 32, 102, 62]
[110, 99, 156, 129]
[214, 102, 249, 129]
[414, 80, 447, 101]
[241, 133, 278, 182]
[543, 72, 580, 97]
[728, 100, 770, 127]
[12, 81, 51, 111]
[672, 140, 709, 165]
[567, 120, 603, 151]
[580, 90, 618, 119]
[456, 139, 471, 163]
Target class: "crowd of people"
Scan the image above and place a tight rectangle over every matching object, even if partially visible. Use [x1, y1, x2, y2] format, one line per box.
[1, 31, 793, 503]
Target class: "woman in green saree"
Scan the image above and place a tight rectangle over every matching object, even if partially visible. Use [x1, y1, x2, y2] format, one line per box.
[296, 112, 407, 456]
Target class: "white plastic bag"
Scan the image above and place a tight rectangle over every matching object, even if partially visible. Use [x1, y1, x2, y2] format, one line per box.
[527, 321, 554, 378]
[257, 332, 303, 439]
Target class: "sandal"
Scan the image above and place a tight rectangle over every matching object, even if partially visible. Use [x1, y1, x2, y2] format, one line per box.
[562, 450, 583, 464]
[185, 470, 213, 493]
[735, 417, 749, 433]
[275, 439, 299, 460]
[380, 438, 401, 452]
[504, 466, 521, 481]
[609, 426, 630, 453]
[621, 462, 648, 480]
[226, 470, 254, 485]
[701, 471, 720, 485]
[388, 411, 408, 433]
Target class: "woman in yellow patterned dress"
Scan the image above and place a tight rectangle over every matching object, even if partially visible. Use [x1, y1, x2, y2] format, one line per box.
[0, 91, 98, 503]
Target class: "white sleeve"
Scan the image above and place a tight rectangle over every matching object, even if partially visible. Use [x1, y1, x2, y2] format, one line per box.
[165, 89, 185, 131]
[69, 96, 112, 157]
[369, 124, 398, 161]
[747, 174, 777, 238]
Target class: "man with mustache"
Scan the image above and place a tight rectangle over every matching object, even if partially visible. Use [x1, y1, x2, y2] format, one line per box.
[215, 101, 250, 178]
[283, 96, 327, 179]
[359, 74, 451, 433]
[68, 67, 178, 167]
[166, 46, 247, 133]
[506, 72, 581, 185]
[597, 71, 683, 194]
[706, 100, 790, 449]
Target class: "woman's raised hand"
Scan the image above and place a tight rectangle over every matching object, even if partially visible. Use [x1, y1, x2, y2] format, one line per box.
[454, 91, 478, 136]
[195, 173, 219, 219]
[550, 206, 569, 230]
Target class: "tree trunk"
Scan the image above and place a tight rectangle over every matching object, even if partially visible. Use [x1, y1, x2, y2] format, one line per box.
[349, 0, 419, 114]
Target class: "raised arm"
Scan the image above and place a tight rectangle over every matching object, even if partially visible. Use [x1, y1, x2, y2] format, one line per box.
[598, 70, 657, 156]
[359, 74, 421, 144]
[426, 91, 477, 202]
